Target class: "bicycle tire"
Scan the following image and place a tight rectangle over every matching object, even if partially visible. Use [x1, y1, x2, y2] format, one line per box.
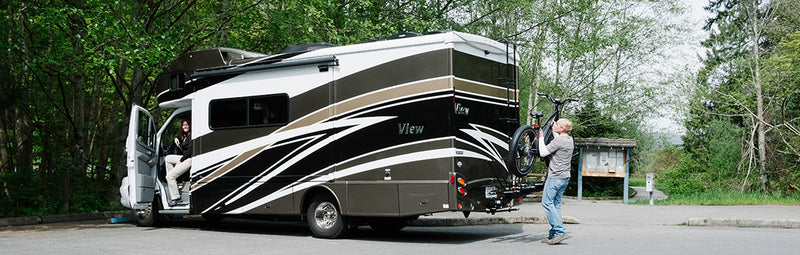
[508, 125, 537, 177]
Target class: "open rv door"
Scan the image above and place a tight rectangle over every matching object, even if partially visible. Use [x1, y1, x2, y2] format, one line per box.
[124, 104, 158, 209]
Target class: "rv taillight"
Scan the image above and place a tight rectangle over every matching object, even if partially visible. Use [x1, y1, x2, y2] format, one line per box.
[450, 175, 455, 184]
[457, 178, 466, 186]
[458, 187, 467, 195]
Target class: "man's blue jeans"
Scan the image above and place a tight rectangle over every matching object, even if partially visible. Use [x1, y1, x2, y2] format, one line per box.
[542, 177, 569, 238]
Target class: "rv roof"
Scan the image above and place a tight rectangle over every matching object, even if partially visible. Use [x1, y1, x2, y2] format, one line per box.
[157, 31, 517, 108]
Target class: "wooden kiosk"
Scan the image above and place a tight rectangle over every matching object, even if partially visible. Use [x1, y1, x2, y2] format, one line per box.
[574, 138, 637, 203]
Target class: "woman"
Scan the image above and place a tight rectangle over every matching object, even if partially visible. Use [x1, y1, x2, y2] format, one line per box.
[165, 120, 192, 206]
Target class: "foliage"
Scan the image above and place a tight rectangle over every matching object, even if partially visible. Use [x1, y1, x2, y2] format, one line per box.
[679, 0, 800, 196]
[636, 190, 800, 206]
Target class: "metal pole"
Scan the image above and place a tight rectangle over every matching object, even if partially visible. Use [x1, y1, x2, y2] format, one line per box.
[577, 147, 583, 202]
[623, 148, 630, 204]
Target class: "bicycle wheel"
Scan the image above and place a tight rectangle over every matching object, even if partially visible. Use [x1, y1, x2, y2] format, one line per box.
[508, 125, 537, 177]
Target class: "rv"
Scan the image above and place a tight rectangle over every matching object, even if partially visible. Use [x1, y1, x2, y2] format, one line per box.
[119, 31, 542, 238]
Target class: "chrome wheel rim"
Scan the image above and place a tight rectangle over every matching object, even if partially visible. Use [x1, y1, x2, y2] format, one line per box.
[137, 206, 151, 221]
[313, 201, 338, 230]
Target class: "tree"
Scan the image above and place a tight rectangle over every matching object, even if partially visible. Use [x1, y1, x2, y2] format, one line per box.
[696, 0, 800, 194]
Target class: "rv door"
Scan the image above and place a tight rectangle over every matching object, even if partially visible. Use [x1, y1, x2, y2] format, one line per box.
[125, 104, 158, 209]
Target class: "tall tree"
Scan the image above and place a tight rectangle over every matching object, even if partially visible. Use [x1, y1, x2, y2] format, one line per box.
[697, 0, 798, 194]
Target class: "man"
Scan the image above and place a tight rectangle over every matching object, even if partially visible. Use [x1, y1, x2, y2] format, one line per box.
[538, 118, 574, 245]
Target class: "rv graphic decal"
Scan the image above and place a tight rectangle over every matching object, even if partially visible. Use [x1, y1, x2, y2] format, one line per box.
[397, 123, 424, 135]
[454, 103, 470, 115]
[459, 123, 510, 171]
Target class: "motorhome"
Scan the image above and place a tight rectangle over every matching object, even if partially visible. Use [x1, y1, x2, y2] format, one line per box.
[119, 31, 541, 238]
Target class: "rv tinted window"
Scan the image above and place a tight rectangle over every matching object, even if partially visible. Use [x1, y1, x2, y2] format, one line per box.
[209, 94, 289, 129]
[209, 98, 247, 128]
[249, 95, 289, 126]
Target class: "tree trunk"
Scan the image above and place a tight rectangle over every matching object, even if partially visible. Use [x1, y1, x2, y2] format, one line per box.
[749, 0, 769, 194]
[13, 108, 33, 171]
[0, 110, 10, 200]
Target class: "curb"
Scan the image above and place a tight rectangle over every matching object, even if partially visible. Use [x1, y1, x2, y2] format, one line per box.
[0, 211, 131, 227]
[687, 218, 800, 229]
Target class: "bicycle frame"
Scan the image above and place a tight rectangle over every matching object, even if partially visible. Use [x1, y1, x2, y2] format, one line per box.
[507, 93, 577, 178]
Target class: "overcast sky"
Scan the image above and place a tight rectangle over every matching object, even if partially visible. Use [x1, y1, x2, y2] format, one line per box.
[645, 0, 711, 135]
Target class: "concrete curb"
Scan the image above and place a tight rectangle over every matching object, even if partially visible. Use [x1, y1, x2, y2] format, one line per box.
[411, 216, 581, 226]
[687, 218, 800, 229]
[0, 211, 131, 227]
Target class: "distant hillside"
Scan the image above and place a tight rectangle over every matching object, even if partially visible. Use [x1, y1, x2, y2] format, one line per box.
[656, 132, 684, 147]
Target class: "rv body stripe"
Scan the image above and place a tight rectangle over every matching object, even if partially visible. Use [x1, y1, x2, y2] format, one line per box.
[231, 137, 455, 213]
[455, 93, 518, 108]
[217, 134, 326, 208]
[453, 77, 518, 100]
[191, 145, 267, 190]
[201, 116, 396, 213]
[230, 148, 491, 214]
[201, 119, 512, 214]
[279, 76, 452, 133]
[193, 155, 234, 177]
[458, 124, 511, 170]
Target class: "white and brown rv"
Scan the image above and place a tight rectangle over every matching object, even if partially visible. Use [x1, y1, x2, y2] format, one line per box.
[120, 31, 542, 238]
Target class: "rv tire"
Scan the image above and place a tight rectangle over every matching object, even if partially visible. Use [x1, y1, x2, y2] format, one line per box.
[135, 195, 167, 227]
[509, 125, 536, 177]
[307, 194, 349, 239]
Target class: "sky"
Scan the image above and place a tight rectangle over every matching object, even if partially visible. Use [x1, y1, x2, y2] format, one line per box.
[644, 0, 712, 135]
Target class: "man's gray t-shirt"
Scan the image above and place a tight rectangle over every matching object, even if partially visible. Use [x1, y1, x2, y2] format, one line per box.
[545, 135, 574, 179]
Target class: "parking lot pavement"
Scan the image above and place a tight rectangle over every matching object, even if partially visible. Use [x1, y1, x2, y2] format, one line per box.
[416, 198, 800, 228]
[3, 197, 799, 229]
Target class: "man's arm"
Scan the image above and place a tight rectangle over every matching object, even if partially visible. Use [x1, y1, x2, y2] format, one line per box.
[539, 134, 551, 157]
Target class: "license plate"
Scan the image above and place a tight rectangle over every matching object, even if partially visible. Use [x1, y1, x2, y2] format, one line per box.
[485, 187, 498, 199]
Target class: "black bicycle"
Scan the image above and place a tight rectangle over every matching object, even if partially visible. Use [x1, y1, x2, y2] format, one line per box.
[508, 93, 578, 177]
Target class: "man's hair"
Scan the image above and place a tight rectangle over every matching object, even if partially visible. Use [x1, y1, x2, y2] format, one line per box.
[557, 118, 573, 134]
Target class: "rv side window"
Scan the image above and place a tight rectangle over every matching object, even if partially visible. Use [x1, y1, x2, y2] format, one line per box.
[209, 94, 289, 129]
[169, 74, 184, 90]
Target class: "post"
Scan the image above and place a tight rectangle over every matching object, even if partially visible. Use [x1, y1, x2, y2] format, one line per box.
[646, 173, 654, 205]
[623, 148, 630, 204]
[577, 147, 584, 202]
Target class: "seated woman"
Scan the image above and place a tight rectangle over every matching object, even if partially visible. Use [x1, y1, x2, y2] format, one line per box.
[165, 120, 192, 206]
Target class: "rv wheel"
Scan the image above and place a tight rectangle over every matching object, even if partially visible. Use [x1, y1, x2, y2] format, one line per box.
[135, 195, 167, 227]
[307, 194, 349, 239]
[509, 125, 536, 177]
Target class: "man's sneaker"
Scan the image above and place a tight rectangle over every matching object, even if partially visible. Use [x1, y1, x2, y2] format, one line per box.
[541, 237, 552, 243]
[548, 234, 570, 245]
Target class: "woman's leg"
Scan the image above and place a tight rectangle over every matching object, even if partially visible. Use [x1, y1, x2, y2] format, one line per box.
[164, 155, 183, 200]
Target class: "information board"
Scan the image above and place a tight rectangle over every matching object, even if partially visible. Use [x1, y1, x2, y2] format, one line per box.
[580, 148, 626, 178]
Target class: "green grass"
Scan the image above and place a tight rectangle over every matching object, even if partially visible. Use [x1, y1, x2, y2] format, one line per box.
[632, 190, 800, 206]
[628, 177, 645, 187]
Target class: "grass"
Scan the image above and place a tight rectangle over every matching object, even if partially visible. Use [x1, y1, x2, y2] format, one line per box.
[628, 177, 646, 187]
[631, 190, 800, 206]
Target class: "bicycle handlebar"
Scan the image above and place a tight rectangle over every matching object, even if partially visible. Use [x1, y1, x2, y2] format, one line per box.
[536, 93, 578, 105]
